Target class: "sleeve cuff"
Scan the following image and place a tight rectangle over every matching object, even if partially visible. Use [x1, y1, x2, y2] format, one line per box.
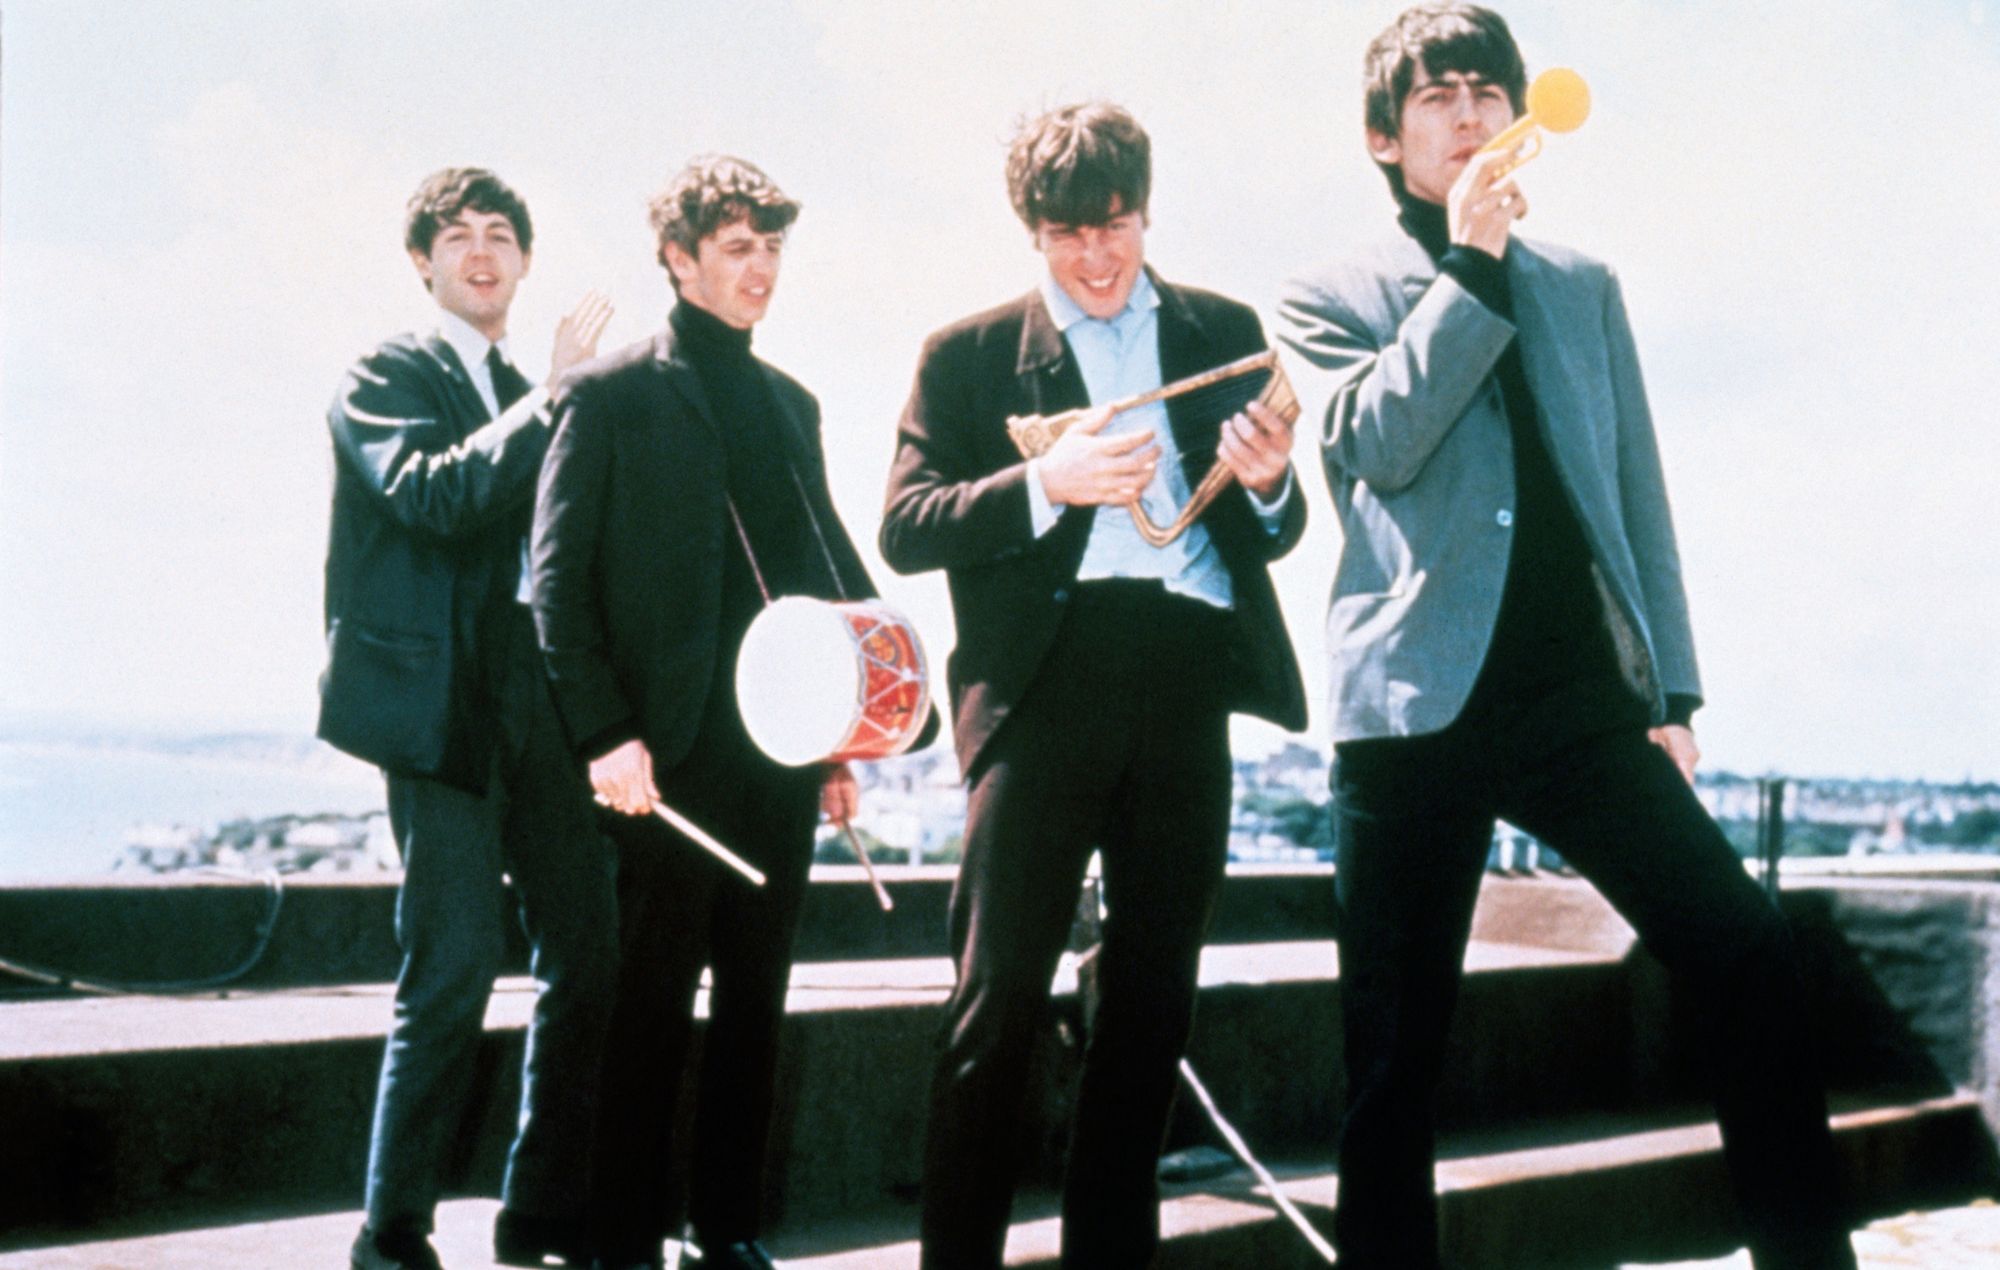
[1025, 458, 1060, 538]
[1439, 245, 1510, 314]
[1663, 693, 1701, 729]
[578, 719, 641, 764]
[1246, 468, 1295, 530]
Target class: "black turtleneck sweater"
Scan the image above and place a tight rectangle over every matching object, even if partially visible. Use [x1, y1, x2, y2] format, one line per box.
[1397, 195, 1689, 744]
[670, 300, 838, 618]
[665, 300, 846, 772]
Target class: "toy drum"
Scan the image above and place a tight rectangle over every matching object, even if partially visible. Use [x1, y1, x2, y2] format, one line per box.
[735, 596, 931, 767]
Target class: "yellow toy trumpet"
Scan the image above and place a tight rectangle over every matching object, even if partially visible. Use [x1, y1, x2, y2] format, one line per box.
[1479, 67, 1591, 178]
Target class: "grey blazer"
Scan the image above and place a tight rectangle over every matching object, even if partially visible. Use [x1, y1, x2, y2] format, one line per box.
[1276, 234, 1699, 743]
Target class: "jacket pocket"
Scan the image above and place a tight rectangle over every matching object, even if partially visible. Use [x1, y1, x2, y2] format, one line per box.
[316, 618, 453, 775]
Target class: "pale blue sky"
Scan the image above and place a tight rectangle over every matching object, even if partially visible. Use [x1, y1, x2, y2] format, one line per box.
[2, 0, 1995, 780]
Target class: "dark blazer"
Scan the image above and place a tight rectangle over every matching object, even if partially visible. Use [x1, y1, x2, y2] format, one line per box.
[318, 331, 551, 792]
[531, 326, 910, 769]
[881, 273, 1309, 778]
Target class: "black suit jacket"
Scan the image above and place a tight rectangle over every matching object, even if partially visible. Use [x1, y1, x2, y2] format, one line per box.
[880, 273, 1309, 778]
[532, 326, 910, 769]
[318, 331, 551, 792]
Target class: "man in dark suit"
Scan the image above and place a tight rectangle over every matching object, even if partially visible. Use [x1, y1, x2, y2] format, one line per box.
[321, 167, 617, 1270]
[1275, 8, 1857, 1268]
[880, 103, 1308, 1269]
[532, 155, 911, 1270]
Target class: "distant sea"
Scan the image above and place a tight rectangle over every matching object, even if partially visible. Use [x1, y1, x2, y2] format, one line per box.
[0, 736, 385, 879]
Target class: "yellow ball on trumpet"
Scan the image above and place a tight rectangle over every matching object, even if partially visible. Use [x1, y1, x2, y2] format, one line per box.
[1478, 67, 1591, 178]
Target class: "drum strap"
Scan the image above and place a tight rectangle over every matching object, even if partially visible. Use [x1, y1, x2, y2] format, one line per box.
[726, 471, 849, 608]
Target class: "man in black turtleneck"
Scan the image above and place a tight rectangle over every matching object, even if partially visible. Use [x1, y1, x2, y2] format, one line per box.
[531, 155, 897, 1270]
[1276, 7, 1856, 1270]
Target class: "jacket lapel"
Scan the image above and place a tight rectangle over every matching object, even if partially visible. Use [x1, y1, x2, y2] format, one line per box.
[1506, 246, 1595, 489]
[652, 328, 723, 444]
[1153, 273, 1219, 493]
[1013, 291, 1098, 550]
[420, 333, 492, 434]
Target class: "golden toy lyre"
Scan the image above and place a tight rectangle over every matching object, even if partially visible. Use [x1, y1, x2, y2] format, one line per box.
[1478, 67, 1591, 179]
[1005, 349, 1299, 548]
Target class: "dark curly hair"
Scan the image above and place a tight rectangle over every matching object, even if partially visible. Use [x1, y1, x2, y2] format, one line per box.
[646, 155, 800, 280]
[1004, 102, 1151, 232]
[403, 167, 533, 260]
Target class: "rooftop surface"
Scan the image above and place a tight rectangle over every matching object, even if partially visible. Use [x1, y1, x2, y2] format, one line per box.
[3, 1196, 1994, 1268]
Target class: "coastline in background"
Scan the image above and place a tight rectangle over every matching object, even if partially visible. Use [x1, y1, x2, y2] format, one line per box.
[0, 734, 384, 880]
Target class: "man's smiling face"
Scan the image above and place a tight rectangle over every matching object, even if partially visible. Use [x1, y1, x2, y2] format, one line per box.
[1034, 197, 1147, 320]
[409, 208, 529, 340]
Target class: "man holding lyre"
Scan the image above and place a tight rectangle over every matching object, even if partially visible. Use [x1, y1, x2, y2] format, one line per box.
[532, 155, 894, 1270]
[881, 102, 1308, 1269]
[1276, 6, 1856, 1268]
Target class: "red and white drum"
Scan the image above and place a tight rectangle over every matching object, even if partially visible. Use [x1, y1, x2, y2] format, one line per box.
[735, 597, 931, 767]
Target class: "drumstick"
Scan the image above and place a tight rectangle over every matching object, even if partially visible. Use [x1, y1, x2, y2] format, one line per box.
[839, 819, 895, 912]
[610, 796, 767, 887]
[1179, 1058, 1336, 1263]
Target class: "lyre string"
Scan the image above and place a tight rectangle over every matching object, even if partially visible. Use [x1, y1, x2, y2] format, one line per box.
[1128, 370, 1273, 424]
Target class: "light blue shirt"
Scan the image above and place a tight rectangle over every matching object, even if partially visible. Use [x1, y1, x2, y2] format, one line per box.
[1025, 270, 1290, 609]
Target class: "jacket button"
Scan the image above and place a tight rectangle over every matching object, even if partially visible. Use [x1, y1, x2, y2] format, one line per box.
[1053, 587, 1071, 603]
[1495, 509, 1514, 528]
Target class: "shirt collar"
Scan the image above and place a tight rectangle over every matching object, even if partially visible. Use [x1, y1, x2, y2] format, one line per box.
[1037, 267, 1159, 334]
[436, 308, 511, 373]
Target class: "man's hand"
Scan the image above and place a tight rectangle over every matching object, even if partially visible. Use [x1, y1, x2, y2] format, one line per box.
[1649, 724, 1700, 786]
[548, 289, 615, 386]
[589, 737, 659, 816]
[1037, 406, 1159, 507]
[1217, 400, 1296, 500]
[820, 763, 860, 824]
[1447, 147, 1528, 260]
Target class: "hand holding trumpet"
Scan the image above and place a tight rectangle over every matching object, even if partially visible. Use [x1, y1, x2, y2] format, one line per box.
[1451, 67, 1591, 259]
[1448, 147, 1529, 260]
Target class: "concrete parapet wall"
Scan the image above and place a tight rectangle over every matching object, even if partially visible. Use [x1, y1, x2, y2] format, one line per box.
[3, 869, 1997, 1255]
[1791, 881, 2000, 1133]
[0, 866, 1347, 996]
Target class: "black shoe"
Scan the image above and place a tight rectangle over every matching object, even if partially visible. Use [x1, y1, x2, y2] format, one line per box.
[694, 1240, 780, 1270]
[351, 1222, 443, 1270]
[495, 1207, 592, 1266]
[589, 1237, 665, 1270]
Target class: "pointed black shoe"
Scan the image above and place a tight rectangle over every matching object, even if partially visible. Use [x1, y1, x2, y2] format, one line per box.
[494, 1207, 593, 1266]
[695, 1240, 780, 1270]
[351, 1222, 443, 1270]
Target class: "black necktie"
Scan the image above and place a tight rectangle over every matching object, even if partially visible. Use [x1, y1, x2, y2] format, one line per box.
[486, 345, 532, 414]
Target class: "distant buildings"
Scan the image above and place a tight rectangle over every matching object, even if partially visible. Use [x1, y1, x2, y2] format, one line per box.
[112, 745, 2000, 876]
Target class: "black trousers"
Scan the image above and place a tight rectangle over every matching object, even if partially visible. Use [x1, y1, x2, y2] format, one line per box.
[1331, 715, 1856, 1270]
[920, 581, 1234, 1270]
[367, 607, 617, 1233]
[587, 736, 820, 1261]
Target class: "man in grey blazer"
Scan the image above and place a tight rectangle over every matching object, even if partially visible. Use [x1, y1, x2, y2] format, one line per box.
[1276, 8, 1856, 1268]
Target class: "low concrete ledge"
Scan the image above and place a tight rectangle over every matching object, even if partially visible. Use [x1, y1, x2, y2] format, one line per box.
[0, 938, 1636, 1248]
[781, 1094, 1994, 1269]
[6, 873, 1996, 1258]
[0, 865, 1348, 996]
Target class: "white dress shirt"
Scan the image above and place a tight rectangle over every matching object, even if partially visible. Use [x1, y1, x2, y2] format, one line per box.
[435, 310, 548, 605]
